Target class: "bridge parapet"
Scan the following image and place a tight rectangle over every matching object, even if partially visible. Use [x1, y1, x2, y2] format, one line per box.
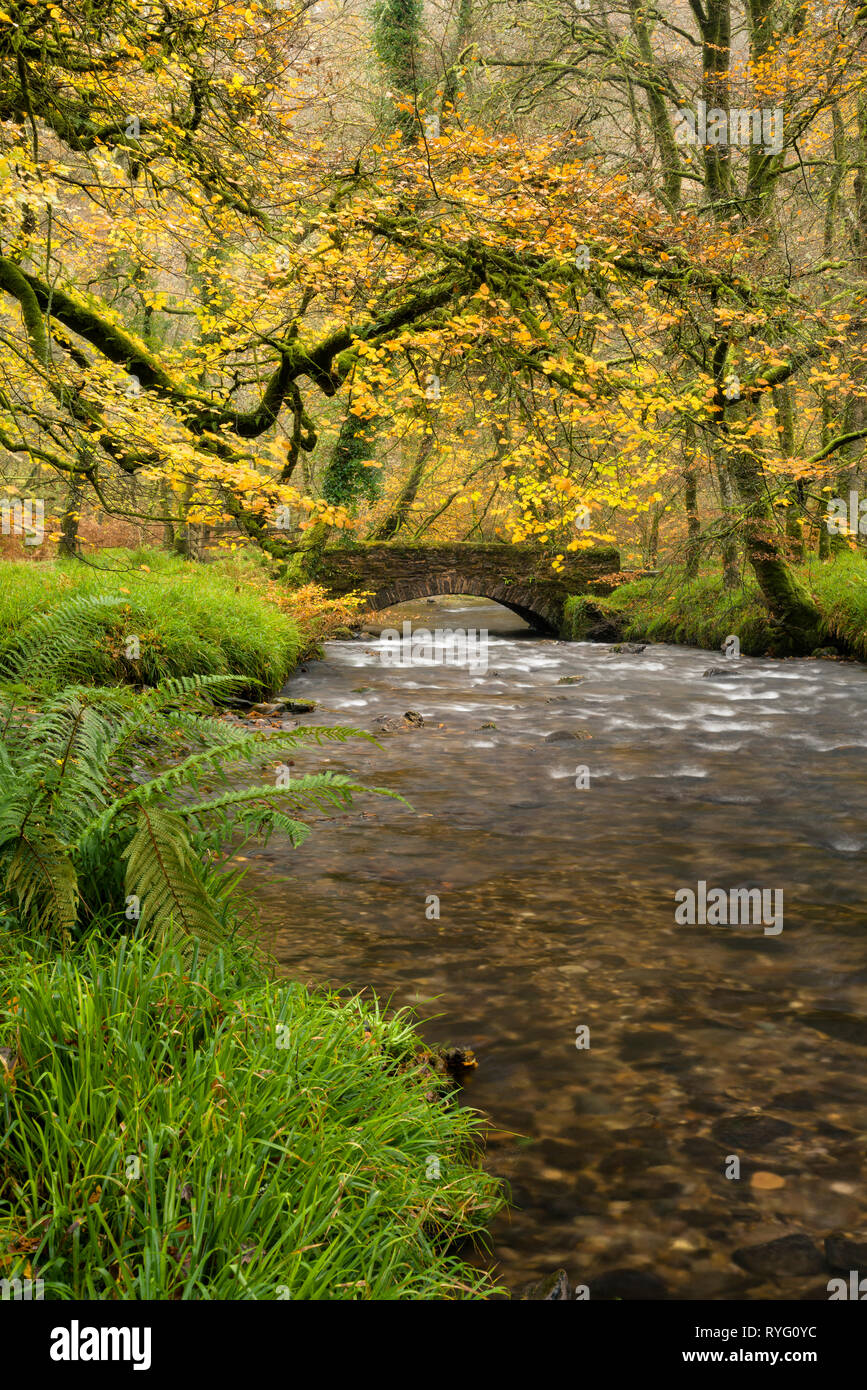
[312, 543, 620, 633]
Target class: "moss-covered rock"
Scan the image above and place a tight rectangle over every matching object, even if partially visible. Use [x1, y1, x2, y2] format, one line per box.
[562, 594, 624, 641]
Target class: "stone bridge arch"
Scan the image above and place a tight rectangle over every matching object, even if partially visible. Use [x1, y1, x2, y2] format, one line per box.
[312, 543, 620, 635]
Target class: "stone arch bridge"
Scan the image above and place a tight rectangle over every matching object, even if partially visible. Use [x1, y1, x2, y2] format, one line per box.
[312, 543, 620, 634]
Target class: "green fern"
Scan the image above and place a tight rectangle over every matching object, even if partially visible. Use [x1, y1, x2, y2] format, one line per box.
[3, 822, 78, 943]
[123, 807, 226, 953]
[0, 593, 128, 691]
[0, 672, 394, 949]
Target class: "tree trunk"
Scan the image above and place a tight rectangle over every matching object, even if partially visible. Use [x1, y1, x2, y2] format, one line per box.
[684, 420, 701, 578]
[715, 452, 740, 589]
[58, 469, 86, 556]
[370, 433, 433, 541]
[684, 468, 700, 578]
[373, 0, 423, 140]
[160, 481, 175, 550]
[772, 383, 804, 561]
[723, 402, 822, 650]
[172, 482, 194, 558]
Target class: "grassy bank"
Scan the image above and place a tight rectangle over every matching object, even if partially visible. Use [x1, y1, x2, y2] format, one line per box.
[0, 601, 504, 1300]
[565, 553, 867, 658]
[0, 549, 306, 699]
[0, 927, 502, 1299]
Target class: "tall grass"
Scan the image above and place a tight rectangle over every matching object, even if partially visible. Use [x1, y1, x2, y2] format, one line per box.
[0, 927, 503, 1300]
[0, 550, 303, 697]
[601, 571, 774, 654]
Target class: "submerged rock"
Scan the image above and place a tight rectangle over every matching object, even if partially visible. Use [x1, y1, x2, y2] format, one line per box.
[711, 1113, 794, 1147]
[732, 1234, 824, 1277]
[413, 1043, 478, 1094]
[800, 1010, 867, 1048]
[702, 666, 740, 678]
[440, 1045, 478, 1076]
[825, 1233, 867, 1272]
[374, 716, 404, 733]
[609, 643, 646, 654]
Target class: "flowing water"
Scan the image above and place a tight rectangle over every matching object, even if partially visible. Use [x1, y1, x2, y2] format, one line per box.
[248, 595, 867, 1299]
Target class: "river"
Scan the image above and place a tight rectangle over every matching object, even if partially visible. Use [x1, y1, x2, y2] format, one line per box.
[247, 595, 867, 1299]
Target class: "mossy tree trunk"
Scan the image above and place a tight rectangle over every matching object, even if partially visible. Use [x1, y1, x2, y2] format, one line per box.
[683, 419, 701, 578]
[723, 401, 822, 651]
[373, 0, 423, 141]
[772, 383, 804, 562]
[714, 450, 740, 590]
[58, 468, 86, 556]
[370, 431, 433, 541]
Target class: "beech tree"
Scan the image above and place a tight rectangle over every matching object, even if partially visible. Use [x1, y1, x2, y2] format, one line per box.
[0, 0, 865, 650]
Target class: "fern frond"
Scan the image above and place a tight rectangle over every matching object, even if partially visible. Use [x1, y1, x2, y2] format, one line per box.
[175, 774, 368, 819]
[123, 806, 225, 949]
[82, 728, 370, 838]
[141, 710, 263, 748]
[177, 773, 395, 850]
[1, 594, 126, 688]
[17, 695, 127, 840]
[142, 673, 251, 707]
[2, 823, 78, 939]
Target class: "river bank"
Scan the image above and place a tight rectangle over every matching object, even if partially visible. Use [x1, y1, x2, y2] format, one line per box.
[0, 554, 504, 1301]
[566, 554, 867, 662]
[0, 926, 502, 1299]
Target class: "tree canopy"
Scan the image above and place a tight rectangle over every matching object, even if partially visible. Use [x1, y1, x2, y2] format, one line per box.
[1, 0, 866, 646]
